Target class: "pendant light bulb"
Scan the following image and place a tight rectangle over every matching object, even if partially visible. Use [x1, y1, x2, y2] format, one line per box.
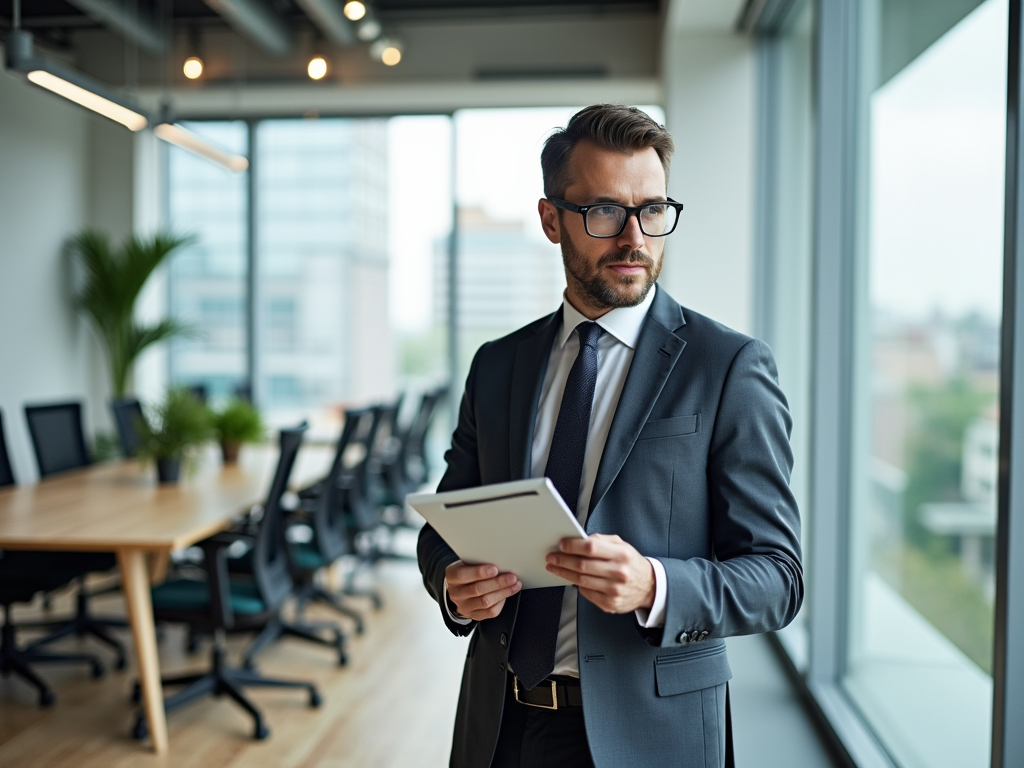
[183, 56, 204, 80]
[308, 55, 328, 80]
[343, 1, 367, 21]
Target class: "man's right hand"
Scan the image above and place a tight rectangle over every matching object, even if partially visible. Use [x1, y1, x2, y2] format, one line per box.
[445, 561, 522, 621]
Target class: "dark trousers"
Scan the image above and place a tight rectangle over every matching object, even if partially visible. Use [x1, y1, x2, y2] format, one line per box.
[490, 678, 595, 768]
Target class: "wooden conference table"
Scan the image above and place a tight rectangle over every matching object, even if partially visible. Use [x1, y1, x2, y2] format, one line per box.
[0, 444, 333, 755]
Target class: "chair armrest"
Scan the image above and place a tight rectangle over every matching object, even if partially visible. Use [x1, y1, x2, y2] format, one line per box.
[197, 536, 238, 630]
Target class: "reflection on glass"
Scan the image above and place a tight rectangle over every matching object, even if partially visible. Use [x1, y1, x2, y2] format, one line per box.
[167, 121, 249, 400]
[845, 2, 1006, 766]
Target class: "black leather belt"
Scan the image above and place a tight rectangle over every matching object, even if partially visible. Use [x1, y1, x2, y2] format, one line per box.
[511, 672, 583, 709]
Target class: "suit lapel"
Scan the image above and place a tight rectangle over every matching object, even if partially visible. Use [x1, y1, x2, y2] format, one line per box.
[509, 311, 561, 480]
[587, 289, 687, 521]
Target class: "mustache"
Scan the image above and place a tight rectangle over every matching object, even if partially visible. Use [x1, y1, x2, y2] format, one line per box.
[597, 250, 654, 269]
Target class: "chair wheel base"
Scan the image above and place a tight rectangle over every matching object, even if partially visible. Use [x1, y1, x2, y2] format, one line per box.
[310, 690, 322, 708]
[91, 661, 106, 678]
[254, 723, 270, 740]
[39, 690, 55, 707]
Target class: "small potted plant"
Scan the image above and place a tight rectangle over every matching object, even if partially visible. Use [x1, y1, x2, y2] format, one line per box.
[137, 387, 214, 484]
[213, 398, 265, 464]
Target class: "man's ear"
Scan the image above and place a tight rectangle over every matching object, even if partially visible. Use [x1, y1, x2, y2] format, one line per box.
[538, 198, 561, 244]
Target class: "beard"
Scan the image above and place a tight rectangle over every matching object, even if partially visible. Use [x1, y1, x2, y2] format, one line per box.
[560, 227, 662, 311]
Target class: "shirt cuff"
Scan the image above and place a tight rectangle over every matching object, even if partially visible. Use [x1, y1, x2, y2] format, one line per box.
[634, 557, 667, 628]
[443, 578, 473, 625]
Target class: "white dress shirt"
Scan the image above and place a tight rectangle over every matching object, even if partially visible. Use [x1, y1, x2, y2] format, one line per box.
[445, 285, 668, 678]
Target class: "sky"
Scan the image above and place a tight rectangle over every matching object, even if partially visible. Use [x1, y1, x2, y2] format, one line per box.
[869, 0, 1008, 322]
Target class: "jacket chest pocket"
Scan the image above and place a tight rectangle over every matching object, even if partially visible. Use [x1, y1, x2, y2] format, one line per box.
[638, 414, 699, 441]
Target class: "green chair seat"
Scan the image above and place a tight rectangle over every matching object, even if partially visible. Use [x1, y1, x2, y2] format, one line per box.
[289, 541, 326, 571]
[152, 578, 267, 616]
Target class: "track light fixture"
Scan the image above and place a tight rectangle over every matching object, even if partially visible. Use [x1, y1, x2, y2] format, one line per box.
[6, 30, 150, 131]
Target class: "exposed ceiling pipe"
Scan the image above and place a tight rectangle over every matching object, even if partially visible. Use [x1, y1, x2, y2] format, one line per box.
[64, 0, 168, 54]
[293, 0, 356, 46]
[203, 0, 294, 56]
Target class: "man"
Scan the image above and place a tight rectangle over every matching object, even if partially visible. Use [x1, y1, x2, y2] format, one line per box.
[417, 104, 803, 768]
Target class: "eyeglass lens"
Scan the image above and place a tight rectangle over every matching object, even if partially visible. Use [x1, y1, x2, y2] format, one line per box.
[585, 203, 679, 237]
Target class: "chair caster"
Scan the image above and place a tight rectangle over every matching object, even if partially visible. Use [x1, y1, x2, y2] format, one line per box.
[254, 723, 270, 740]
[92, 661, 106, 678]
[337, 650, 348, 666]
[132, 715, 148, 740]
[371, 596, 383, 611]
[39, 689, 55, 707]
[354, 621, 366, 636]
[131, 682, 141, 703]
[309, 690, 322, 708]
[115, 654, 128, 671]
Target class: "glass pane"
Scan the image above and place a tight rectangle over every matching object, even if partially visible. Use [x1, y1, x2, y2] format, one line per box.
[762, 0, 815, 671]
[167, 121, 249, 400]
[255, 117, 453, 433]
[451, 106, 665, 388]
[844, 2, 1006, 766]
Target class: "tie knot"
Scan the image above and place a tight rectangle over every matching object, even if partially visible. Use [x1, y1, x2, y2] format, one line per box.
[576, 321, 604, 349]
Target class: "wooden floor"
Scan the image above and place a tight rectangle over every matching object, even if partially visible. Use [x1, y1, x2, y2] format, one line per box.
[0, 533, 469, 768]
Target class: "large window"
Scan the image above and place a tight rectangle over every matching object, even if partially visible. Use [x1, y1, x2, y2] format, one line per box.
[843, 2, 1007, 765]
[166, 116, 453, 431]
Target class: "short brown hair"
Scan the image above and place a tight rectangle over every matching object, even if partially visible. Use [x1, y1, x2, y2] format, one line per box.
[541, 104, 674, 198]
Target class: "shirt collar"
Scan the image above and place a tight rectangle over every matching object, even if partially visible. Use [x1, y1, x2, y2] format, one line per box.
[557, 283, 657, 351]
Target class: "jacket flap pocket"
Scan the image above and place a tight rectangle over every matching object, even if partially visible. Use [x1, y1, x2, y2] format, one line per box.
[655, 645, 731, 696]
[638, 414, 699, 441]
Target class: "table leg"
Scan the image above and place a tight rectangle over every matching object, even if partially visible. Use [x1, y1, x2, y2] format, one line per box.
[117, 548, 169, 755]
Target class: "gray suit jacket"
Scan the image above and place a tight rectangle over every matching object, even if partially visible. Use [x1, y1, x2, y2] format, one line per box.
[417, 287, 803, 768]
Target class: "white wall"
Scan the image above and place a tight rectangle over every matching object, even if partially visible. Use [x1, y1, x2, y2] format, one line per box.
[659, 32, 757, 336]
[0, 61, 136, 483]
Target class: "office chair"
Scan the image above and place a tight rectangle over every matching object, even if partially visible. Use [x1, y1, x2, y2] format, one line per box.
[243, 413, 368, 667]
[0, 409, 107, 707]
[22, 401, 128, 669]
[110, 398, 147, 458]
[379, 386, 448, 519]
[132, 424, 321, 741]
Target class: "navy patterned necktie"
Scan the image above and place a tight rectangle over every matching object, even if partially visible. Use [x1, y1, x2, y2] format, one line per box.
[509, 320, 604, 690]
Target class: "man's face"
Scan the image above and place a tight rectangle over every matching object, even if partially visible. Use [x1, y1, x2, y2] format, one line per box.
[538, 140, 668, 317]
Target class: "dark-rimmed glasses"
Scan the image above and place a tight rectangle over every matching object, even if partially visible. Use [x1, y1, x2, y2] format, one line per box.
[548, 197, 684, 238]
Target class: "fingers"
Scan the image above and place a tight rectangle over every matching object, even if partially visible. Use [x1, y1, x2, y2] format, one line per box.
[557, 534, 626, 560]
[444, 560, 522, 621]
[457, 580, 522, 621]
[445, 560, 500, 585]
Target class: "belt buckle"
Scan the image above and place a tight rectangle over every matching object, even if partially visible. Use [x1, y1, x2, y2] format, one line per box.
[513, 676, 558, 710]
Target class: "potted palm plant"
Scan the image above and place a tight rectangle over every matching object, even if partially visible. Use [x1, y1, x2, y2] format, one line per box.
[136, 388, 214, 483]
[70, 229, 197, 398]
[212, 398, 265, 464]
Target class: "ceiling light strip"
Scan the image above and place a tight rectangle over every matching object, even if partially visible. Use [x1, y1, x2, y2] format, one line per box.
[153, 123, 250, 173]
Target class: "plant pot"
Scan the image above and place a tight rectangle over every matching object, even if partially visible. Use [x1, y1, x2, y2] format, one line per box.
[221, 441, 241, 464]
[156, 457, 182, 484]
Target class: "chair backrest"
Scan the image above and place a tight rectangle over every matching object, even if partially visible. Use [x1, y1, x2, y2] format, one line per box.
[401, 386, 448, 485]
[251, 423, 308, 611]
[110, 398, 147, 458]
[310, 413, 363, 562]
[0, 409, 16, 488]
[24, 401, 92, 478]
[341, 407, 382, 530]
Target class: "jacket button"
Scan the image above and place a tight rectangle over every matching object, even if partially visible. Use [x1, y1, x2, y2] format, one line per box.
[500, 633, 507, 647]
[677, 631, 690, 644]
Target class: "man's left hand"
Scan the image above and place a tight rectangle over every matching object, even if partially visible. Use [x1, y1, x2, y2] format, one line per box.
[545, 534, 655, 614]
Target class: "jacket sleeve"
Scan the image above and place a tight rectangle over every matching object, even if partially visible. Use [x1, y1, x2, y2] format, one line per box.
[416, 344, 488, 638]
[641, 338, 804, 647]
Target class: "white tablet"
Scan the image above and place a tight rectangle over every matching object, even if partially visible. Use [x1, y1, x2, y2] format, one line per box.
[407, 478, 588, 589]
